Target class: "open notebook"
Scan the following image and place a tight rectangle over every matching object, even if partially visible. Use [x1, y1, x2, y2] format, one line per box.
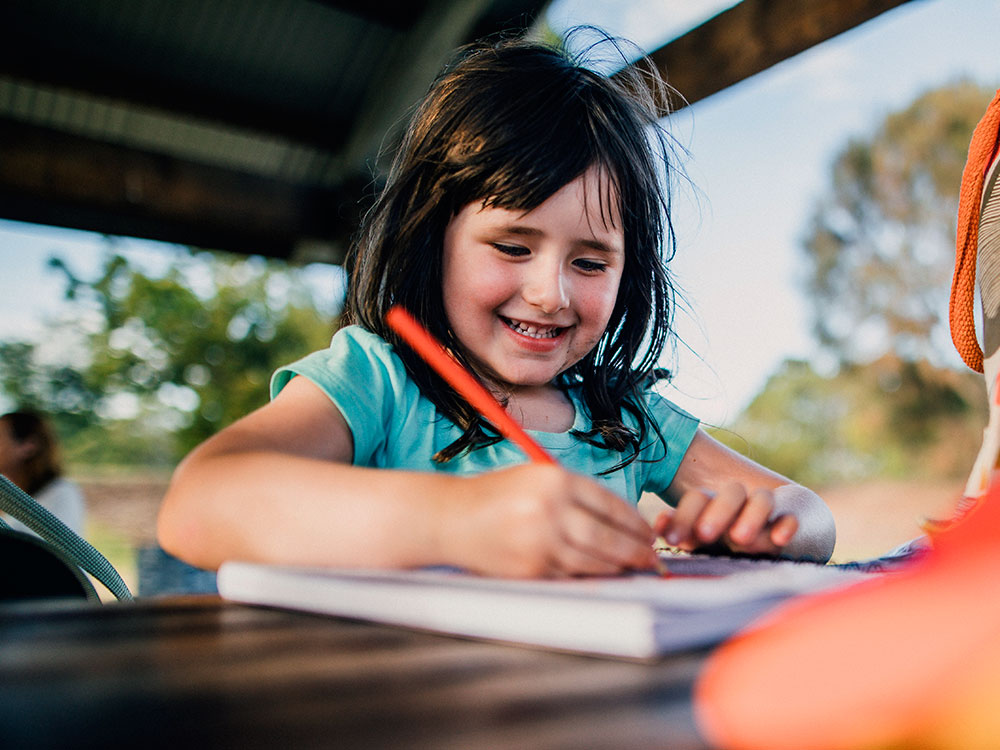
[218, 554, 865, 660]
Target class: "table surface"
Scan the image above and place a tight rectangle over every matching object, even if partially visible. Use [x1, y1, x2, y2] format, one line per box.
[0, 596, 711, 750]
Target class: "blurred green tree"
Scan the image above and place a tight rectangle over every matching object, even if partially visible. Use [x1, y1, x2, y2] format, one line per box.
[803, 80, 996, 364]
[715, 357, 987, 487]
[722, 80, 998, 484]
[0, 246, 339, 467]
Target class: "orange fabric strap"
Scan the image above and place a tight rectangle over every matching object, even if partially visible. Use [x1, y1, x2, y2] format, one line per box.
[950, 88, 1000, 373]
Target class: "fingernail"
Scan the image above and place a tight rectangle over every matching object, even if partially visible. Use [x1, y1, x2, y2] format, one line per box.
[699, 523, 715, 539]
[666, 531, 681, 545]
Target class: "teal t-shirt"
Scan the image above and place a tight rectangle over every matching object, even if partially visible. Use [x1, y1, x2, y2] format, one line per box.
[271, 326, 699, 505]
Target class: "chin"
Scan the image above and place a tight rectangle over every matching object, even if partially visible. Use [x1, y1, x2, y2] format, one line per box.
[505, 368, 565, 388]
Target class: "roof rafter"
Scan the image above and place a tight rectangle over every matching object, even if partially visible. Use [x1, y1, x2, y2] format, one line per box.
[641, 0, 916, 110]
[0, 0, 922, 262]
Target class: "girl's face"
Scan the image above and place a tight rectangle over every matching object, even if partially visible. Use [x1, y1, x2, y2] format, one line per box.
[441, 166, 625, 393]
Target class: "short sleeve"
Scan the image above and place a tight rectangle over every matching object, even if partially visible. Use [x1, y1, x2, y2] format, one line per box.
[639, 390, 699, 496]
[270, 326, 413, 465]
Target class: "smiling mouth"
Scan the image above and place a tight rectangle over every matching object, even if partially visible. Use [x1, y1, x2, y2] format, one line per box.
[501, 317, 565, 339]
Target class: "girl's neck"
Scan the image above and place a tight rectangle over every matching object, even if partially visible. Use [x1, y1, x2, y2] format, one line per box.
[499, 383, 575, 433]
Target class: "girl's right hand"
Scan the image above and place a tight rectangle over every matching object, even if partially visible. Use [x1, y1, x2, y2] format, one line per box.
[441, 463, 660, 578]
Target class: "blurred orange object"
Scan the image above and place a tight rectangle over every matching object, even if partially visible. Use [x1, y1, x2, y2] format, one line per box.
[697, 90, 1000, 750]
[694, 471, 1000, 750]
[920, 633, 1000, 750]
[949, 87, 1000, 374]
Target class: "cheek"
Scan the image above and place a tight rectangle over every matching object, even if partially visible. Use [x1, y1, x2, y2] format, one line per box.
[448, 257, 514, 306]
[579, 273, 623, 324]
[442, 258, 508, 335]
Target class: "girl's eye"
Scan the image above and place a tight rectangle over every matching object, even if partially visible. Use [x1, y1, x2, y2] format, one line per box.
[492, 243, 529, 257]
[573, 259, 608, 273]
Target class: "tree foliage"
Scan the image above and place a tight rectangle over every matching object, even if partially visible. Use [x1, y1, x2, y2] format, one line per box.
[717, 81, 1000, 485]
[715, 357, 987, 487]
[803, 80, 996, 364]
[0, 247, 339, 467]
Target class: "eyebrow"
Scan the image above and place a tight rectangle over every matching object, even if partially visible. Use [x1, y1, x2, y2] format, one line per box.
[494, 225, 623, 255]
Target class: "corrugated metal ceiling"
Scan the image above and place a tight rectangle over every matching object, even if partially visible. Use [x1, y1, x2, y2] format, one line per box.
[0, 0, 917, 261]
[0, 0, 550, 260]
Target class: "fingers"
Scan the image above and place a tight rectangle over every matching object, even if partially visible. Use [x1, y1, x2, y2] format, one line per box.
[659, 487, 714, 550]
[465, 464, 658, 578]
[652, 507, 674, 539]
[553, 496, 659, 575]
[658, 483, 799, 556]
[769, 514, 798, 548]
[727, 487, 775, 547]
[568, 473, 655, 544]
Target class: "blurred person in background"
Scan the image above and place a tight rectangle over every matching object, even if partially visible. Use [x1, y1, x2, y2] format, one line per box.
[0, 410, 85, 536]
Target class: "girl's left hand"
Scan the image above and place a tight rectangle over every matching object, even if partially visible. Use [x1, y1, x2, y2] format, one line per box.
[653, 482, 798, 556]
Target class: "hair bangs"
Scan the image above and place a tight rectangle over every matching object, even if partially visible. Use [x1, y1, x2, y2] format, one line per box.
[448, 83, 610, 216]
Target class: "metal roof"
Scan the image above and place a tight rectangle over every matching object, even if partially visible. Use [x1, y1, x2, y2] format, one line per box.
[0, 0, 914, 263]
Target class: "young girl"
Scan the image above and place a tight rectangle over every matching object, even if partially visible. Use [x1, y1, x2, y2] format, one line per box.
[158, 35, 836, 577]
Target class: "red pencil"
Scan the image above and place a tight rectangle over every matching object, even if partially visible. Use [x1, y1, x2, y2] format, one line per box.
[385, 305, 555, 464]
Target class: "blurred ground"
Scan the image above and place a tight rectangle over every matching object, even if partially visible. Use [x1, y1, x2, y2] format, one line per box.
[80, 474, 170, 596]
[819, 479, 964, 562]
[83, 474, 168, 548]
[80, 474, 967, 595]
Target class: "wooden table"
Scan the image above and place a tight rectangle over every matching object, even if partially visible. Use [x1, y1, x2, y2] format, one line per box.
[0, 596, 711, 749]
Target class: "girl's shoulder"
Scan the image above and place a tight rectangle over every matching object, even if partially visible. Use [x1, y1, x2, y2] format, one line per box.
[640, 384, 698, 423]
[315, 324, 403, 370]
[270, 325, 407, 400]
[270, 325, 434, 466]
[331, 324, 395, 356]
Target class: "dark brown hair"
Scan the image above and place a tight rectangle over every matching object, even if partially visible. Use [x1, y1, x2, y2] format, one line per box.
[2, 410, 62, 494]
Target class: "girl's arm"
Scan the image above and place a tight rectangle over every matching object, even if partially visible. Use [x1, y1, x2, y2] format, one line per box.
[157, 375, 660, 576]
[655, 430, 836, 562]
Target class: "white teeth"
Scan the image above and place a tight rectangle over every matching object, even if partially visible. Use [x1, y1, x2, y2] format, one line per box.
[505, 318, 560, 339]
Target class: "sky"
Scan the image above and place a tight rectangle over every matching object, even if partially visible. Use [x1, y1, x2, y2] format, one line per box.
[548, 0, 1000, 424]
[1, 0, 1000, 425]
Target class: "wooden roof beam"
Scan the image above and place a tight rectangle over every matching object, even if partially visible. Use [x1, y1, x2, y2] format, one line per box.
[640, 0, 917, 110]
[0, 119, 354, 263]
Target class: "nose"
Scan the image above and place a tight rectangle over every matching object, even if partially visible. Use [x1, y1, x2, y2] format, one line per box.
[521, 259, 569, 315]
